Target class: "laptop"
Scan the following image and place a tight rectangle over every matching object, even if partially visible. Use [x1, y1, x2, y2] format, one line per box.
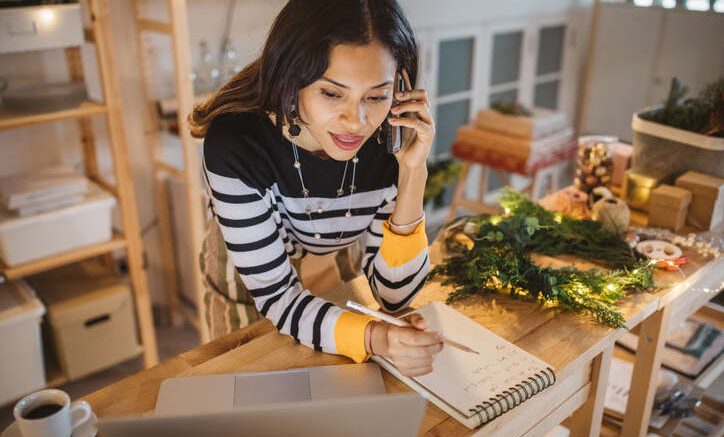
[97, 364, 426, 437]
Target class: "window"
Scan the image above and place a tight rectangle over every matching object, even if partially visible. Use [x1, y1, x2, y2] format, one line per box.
[433, 36, 475, 158]
[533, 25, 566, 109]
[686, 0, 709, 10]
[488, 30, 524, 106]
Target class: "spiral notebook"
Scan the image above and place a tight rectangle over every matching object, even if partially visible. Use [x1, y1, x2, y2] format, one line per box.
[372, 302, 556, 429]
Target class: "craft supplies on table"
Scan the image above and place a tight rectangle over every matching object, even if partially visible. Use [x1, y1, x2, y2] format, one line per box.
[621, 168, 672, 211]
[28, 260, 140, 380]
[574, 135, 616, 195]
[0, 280, 46, 406]
[649, 185, 692, 232]
[609, 142, 634, 187]
[675, 171, 724, 230]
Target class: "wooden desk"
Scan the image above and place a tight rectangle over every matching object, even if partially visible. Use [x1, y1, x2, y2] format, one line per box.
[620, 252, 724, 437]
[83, 240, 721, 436]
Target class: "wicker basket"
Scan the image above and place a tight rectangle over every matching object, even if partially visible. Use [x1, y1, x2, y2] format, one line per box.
[631, 107, 724, 179]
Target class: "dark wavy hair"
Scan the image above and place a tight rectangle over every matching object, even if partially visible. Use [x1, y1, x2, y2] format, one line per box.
[189, 0, 418, 138]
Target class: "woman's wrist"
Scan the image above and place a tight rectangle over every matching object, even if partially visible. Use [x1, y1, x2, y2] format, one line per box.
[365, 321, 389, 357]
[390, 165, 426, 234]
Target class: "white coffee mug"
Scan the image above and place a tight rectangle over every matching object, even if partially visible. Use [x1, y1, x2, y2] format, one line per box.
[13, 389, 92, 437]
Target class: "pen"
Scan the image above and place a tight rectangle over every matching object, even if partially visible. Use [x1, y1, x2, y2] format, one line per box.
[346, 300, 479, 355]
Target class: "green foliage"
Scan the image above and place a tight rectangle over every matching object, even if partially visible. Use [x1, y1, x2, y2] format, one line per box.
[424, 159, 462, 203]
[430, 189, 657, 328]
[490, 101, 533, 117]
[640, 77, 724, 137]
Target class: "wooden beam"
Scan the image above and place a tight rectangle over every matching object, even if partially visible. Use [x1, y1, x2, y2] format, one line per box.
[91, 0, 159, 367]
[565, 345, 613, 437]
[0, 102, 107, 131]
[137, 18, 172, 34]
[155, 160, 184, 179]
[88, 175, 119, 198]
[0, 235, 127, 281]
[168, 0, 210, 342]
[620, 305, 671, 437]
[83, 27, 95, 43]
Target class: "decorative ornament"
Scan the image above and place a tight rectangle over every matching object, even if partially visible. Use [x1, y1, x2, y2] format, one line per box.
[634, 228, 722, 260]
[591, 187, 630, 237]
[574, 136, 616, 198]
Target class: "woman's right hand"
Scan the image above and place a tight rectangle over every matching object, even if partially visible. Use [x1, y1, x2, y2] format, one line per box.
[366, 314, 443, 377]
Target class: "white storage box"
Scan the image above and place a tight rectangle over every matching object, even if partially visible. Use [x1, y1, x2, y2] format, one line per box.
[0, 279, 46, 406]
[0, 4, 83, 55]
[0, 182, 115, 266]
[28, 260, 141, 380]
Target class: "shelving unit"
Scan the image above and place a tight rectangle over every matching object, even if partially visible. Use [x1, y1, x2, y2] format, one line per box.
[133, 0, 208, 341]
[0, 0, 159, 377]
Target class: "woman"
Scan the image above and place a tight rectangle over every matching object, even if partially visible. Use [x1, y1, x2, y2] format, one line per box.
[191, 0, 440, 376]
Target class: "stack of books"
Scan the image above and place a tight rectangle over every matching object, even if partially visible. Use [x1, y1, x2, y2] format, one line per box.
[0, 166, 89, 217]
[453, 107, 576, 175]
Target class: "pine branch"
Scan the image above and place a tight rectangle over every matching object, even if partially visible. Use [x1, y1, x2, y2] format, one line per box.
[430, 189, 657, 328]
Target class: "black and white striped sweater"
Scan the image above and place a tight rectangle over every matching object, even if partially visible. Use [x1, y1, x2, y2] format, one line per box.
[202, 111, 429, 362]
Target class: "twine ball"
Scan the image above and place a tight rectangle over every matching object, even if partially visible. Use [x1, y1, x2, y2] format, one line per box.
[592, 196, 630, 236]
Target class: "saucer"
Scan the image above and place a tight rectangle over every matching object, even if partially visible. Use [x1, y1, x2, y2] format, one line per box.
[1, 413, 97, 437]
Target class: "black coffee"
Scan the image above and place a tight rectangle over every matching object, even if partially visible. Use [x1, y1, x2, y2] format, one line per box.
[22, 403, 63, 420]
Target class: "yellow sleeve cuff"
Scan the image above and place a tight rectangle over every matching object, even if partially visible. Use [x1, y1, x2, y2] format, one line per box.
[334, 312, 374, 363]
[380, 219, 428, 268]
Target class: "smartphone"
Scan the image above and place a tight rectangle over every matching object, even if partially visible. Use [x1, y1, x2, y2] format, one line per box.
[385, 72, 408, 154]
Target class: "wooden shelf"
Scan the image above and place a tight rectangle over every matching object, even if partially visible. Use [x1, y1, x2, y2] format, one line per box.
[0, 101, 108, 131]
[45, 359, 70, 389]
[44, 345, 144, 389]
[0, 234, 127, 280]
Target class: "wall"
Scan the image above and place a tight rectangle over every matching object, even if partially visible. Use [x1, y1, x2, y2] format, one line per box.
[580, 3, 724, 141]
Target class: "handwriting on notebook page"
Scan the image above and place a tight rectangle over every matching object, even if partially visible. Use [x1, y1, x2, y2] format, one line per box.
[462, 348, 541, 394]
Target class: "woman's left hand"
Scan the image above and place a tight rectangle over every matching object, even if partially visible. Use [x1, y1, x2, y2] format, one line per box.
[388, 69, 435, 171]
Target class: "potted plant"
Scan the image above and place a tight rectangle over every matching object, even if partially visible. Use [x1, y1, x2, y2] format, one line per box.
[630, 77, 723, 178]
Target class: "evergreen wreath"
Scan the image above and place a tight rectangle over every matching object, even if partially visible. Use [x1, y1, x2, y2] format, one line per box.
[429, 189, 657, 328]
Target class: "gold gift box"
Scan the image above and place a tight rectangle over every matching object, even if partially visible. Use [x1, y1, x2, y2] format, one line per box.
[622, 169, 670, 211]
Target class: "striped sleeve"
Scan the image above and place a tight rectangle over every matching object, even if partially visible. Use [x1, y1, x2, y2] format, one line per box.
[202, 155, 373, 363]
[362, 186, 430, 313]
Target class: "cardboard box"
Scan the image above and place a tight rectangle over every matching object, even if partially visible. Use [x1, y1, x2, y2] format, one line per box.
[0, 280, 46, 406]
[675, 171, 724, 230]
[28, 261, 140, 380]
[649, 185, 692, 232]
[609, 142, 634, 187]
[622, 169, 671, 211]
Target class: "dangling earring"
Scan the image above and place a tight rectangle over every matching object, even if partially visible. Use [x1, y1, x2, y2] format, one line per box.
[288, 105, 301, 137]
[376, 124, 384, 144]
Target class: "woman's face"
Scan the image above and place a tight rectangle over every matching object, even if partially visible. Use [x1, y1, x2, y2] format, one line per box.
[295, 40, 397, 161]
